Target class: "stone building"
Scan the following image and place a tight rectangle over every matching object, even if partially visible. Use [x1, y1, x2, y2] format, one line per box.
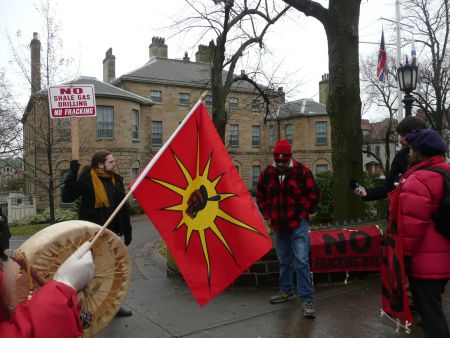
[23, 34, 333, 210]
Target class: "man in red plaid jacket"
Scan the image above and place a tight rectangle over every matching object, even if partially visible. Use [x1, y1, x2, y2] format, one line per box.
[256, 139, 319, 318]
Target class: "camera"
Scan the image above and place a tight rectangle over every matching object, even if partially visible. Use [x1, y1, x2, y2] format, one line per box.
[349, 179, 359, 189]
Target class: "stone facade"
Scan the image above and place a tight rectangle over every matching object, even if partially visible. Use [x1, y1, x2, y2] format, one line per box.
[23, 34, 333, 210]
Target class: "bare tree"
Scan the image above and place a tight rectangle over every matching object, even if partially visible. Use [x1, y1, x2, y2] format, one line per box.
[173, 0, 290, 140]
[0, 71, 22, 157]
[360, 55, 399, 177]
[282, 0, 365, 221]
[7, 0, 78, 223]
[402, 0, 450, 133]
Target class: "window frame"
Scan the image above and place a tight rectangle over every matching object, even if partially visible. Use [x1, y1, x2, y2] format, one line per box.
[132, 109, 140, 140]
[152, 120, 163, 146]
[179, 92, 190, 105]
[229, 97, 238, 111]
[252, 125, 261, 148]
[150, 90, 162, 103]
[96, 105, 114, 139]
[315, 121, 327, 145]
[229, 124, 239, 147]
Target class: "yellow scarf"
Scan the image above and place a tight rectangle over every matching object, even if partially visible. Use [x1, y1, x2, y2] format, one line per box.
[91, 168, 116, 208]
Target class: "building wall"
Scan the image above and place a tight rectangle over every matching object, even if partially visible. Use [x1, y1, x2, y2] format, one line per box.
[23, 95, 152, 210]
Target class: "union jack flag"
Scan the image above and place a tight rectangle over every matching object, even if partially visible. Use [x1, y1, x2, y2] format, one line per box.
[377, 30, 388, 82]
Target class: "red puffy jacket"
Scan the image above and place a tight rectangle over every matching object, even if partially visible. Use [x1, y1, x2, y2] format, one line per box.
[0, 271, 83, 337]
[398, 155, 450, 279]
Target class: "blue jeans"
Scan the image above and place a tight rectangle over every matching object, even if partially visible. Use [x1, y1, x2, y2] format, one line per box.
[275, 218, 314, 302]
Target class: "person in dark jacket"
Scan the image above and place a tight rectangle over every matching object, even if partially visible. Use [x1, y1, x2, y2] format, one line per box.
[0, 207, 10, 262]
[353, 116, 426, 200]
[393, 128, 450, 338]
[256, 140, 319, 318]
[62, 150, 133, 317]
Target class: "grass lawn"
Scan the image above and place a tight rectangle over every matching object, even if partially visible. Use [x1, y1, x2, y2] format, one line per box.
[10, 223, 50, 237]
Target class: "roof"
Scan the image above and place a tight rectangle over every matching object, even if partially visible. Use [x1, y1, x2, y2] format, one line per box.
[266, 99, 327, 120]
[23, 76, 153, 122]
[0, 158, 23, 170]
[363, 118, 398, 144]
[114, 57, 259, 93]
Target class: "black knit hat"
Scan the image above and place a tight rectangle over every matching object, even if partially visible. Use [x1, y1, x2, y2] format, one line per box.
[406, 128, 447, 156]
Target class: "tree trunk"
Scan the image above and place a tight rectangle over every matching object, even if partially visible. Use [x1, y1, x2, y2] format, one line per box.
[325, 3, 365, 222]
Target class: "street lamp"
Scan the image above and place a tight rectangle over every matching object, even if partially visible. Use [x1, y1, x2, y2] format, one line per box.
[397, 59, 418, 117]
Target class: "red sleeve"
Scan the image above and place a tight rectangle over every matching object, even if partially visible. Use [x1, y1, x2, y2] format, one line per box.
[0, 278, 83, 338]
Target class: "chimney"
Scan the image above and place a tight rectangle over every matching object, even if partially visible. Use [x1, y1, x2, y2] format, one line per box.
[30, 32, 41, 95]
[195, 44, 210, 63]
[183, 52, 190, 63]
[319, 73, 329, 105]
[149, 37, 168, 59]
[103, 48, 116, 83]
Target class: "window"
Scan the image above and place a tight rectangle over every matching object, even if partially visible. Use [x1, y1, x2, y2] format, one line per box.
[285, 124, 292, 145]
[375, 145, 380, 157]
[316, 121, 327, 145]
[132, 109, 140, 140]
[97, 106, 114, 138]
[132, 167, 140, 179]
[229, 97, 238, 111]
[367, 145, 371, 157]
[229, 124, 239, 147]
[150, 90, 162, 103]
[316, 164, 329, 174]
[251, 99, 260, 112]
[179, 93, 190, 105]
[205, 95, 213, 106]
[252, 165, 261, 188]
[269, 125, 275, 148]
[252, 125, 260, 148]
[58, 119, 71, 141]
[152, 121, 163, 146]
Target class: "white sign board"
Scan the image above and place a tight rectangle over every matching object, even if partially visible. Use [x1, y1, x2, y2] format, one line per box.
[48, 84, 96, 118]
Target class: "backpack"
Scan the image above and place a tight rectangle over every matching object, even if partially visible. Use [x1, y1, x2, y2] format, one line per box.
[418, 167, 450, 240]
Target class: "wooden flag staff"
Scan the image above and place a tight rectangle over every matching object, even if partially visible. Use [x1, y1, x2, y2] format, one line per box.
[89, 91, 208, 247]
[71, 117, 79, 160]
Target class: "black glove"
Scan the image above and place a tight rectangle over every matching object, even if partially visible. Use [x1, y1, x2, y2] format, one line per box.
[70, 160, 80, 175]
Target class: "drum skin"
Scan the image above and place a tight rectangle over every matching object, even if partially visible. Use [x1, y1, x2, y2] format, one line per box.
[3, 220, 131, 338]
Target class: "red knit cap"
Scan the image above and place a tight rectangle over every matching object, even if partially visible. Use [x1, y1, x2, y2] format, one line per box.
[273, 140, 292, 159]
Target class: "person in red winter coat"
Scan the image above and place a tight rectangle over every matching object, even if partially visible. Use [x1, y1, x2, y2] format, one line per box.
[396, 128, 450, 338]
[0, 241, 94, 338]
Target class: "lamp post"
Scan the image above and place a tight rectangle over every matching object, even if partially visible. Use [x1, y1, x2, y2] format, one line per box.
[397, 59, 418, 117]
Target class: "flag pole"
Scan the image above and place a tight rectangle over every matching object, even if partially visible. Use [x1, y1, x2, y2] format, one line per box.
[396, 0, 404, 121]
[90, 91, 208, 246]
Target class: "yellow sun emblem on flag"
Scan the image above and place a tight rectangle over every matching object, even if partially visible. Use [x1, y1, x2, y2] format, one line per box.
[148, 138, 262, 281]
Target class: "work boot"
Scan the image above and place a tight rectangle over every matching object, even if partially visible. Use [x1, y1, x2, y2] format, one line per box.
[116, 306, 133, 317]
[270, 291, 295, 304]
[302, 301, 316, 318]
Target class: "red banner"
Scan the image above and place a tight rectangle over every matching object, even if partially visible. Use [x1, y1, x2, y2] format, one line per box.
[131, 102, 272, 306]
[310, 225, 382, 273]
[381, 188, 412, 325]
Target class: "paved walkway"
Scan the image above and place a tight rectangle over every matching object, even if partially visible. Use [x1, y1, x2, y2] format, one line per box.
[11, 215, 449, 337]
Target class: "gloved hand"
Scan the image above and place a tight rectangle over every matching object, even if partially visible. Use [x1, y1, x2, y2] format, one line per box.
[53, 241, 95, 291]
[69, 160, 80, 175]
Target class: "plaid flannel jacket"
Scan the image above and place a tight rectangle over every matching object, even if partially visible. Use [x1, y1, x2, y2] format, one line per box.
[256, 160, 319, 232]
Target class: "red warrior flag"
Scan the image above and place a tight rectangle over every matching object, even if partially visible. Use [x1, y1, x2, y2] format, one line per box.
[131, 101, 272, 306]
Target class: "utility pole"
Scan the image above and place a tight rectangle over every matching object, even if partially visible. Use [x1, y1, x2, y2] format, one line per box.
[396, 0, 403, 121]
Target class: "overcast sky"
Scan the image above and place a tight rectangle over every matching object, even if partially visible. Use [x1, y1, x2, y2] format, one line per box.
[1, 0, 401, 121]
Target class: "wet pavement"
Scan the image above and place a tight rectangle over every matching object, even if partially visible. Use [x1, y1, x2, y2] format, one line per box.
[11, 215, 449, 337]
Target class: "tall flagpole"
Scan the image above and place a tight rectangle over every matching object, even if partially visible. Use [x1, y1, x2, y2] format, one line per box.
[396, 0, 404, 121]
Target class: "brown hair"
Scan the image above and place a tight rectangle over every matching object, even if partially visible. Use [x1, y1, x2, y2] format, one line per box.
[395, 116, 426, 136]
[91, 150, 112, 168]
